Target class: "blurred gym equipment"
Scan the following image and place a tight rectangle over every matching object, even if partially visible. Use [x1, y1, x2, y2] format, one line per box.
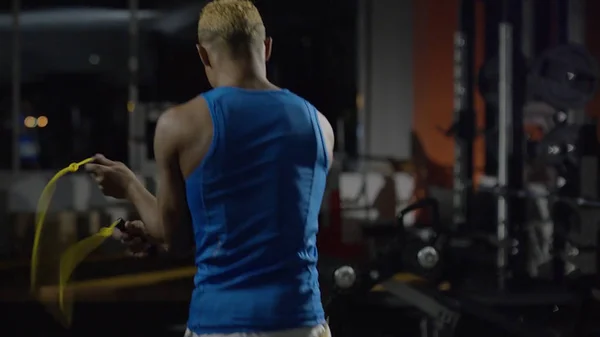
[326, 0, 600, 336]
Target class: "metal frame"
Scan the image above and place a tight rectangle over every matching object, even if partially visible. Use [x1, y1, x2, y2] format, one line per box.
[10, 0, 143, 170]
[128, 0, 141, 171]
[497, 19, 512, 289]
[453, 0, 476, 226]
[11, 0, 20, 173]
[356, 0, 373, 221]
[3, 0, 145, 219]
[9, 0, 143, 165]
[566, 0, 587, 125]
[521, 0, 534, 60]
[497, 0, 527, 289]
[483, 0, 499, 176]
[548, 0, 586, 284]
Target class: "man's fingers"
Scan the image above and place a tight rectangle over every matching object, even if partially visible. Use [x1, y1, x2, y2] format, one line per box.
[112, 228, 125, 240]
[113, 220, 150, 256]
[84, 163, 108, 175]
[92, 154, 115, 166]
[113, 228, 137, 242]
[124, 240, 152, 258]
[122, 236, 144, 246]
[112, 228, 137, 242]
[84, 154, 114, 173]
[124, 221, 145, 236]
[126, 250, 148, 258]
[125, 220, 144, 229]
[113, 221, 145, 241]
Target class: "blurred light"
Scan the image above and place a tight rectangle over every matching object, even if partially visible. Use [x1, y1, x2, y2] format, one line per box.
[127, 101, 135, 113]
[89, 54, 100, 65]
[356, 94, 364, 110]
[37, 116, 48, 128]
[24, 116, 36, 128]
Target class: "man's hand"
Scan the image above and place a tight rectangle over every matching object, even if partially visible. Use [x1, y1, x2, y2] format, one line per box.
[112, 220, 156, 258]
[85, 154, 138, 199]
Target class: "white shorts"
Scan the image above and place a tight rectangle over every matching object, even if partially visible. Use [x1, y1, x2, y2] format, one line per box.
[184, 324, 331, 337]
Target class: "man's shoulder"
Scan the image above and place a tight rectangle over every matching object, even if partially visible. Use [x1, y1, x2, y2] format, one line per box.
[159, 97, 210, 134]
[170, 96, 210, 118]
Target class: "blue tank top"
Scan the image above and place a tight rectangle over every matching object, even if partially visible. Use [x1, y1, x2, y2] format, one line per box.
[185, 87, 328, 334]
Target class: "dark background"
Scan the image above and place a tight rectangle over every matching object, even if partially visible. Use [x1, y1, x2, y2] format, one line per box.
[0, 0, 358, 168]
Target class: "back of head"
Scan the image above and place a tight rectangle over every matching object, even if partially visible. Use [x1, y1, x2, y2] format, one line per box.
[198, 0, 266, 57]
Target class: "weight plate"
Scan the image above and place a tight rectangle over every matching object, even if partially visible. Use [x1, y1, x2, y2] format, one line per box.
[528, 44, 599, 110]
[536, 124, 581, 167]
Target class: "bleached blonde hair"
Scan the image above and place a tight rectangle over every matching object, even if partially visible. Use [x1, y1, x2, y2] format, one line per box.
[198, 0, 266, 54]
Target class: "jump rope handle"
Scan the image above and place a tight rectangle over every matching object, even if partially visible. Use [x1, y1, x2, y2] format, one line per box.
[114, 218, 144, 241]
[113, 217, 158, 256]
[114, 218, 127, 232]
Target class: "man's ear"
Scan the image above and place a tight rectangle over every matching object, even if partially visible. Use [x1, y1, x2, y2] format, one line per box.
[197, 44, 211, 67]
[264, 37, 273, 62]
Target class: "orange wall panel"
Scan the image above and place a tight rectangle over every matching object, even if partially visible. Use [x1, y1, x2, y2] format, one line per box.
[412, 0, 485, 174]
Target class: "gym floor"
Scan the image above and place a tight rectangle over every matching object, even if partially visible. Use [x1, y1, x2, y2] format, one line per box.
[1, 253, 587, 337]
[0, 255, 350, 337]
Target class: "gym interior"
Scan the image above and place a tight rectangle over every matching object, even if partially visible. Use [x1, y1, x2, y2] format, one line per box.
[2, 0, 600, 336]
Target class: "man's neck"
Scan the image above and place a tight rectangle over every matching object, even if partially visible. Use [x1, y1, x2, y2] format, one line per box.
[214, 75, 272, 89]
[213, 58, 273, 89]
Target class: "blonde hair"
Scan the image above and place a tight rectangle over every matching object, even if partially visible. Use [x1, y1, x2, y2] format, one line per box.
[198, 0, 265, 52]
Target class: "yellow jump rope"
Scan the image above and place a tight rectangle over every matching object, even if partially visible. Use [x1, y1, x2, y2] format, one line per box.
[30, 157, 124, 326]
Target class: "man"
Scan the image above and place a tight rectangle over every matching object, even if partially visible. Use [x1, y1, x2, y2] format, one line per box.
[85, 0, 334, 336]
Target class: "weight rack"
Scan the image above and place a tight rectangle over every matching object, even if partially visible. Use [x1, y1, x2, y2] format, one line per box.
[495, 0, 528, 290]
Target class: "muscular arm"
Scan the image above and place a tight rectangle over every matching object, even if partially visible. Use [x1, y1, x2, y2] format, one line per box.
[126, 109, 189, 252]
